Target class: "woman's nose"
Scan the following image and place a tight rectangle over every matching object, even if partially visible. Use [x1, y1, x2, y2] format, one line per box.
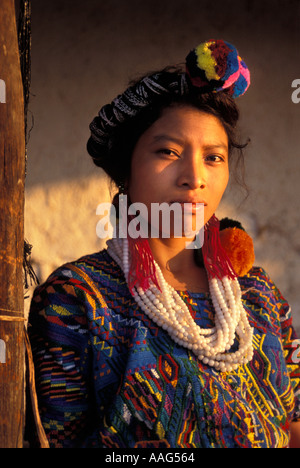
[176, 153, 206, 190]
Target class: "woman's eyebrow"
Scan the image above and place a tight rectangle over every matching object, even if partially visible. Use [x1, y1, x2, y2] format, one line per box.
[153, 135, 228, 151]
[152, 134, 185, 145]
[202, 143, 228, 151]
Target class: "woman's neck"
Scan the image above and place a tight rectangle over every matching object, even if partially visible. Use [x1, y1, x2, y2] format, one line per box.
[148, 237, 209, 293]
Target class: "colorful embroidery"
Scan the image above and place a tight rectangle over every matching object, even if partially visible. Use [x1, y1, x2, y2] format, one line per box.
[29, 250, 300, 448]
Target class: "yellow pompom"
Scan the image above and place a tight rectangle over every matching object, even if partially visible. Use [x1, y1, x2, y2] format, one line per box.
[220, 227, 255, 277]
[195, 42, 220, 81]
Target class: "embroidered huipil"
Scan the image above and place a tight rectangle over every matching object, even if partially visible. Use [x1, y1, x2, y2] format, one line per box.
[28, 250, 300, 448]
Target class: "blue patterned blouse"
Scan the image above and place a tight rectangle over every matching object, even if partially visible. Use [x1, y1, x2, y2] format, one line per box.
[28, 249, 300, 448]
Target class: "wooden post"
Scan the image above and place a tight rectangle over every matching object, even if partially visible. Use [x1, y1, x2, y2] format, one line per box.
[0, 0, 26, 448]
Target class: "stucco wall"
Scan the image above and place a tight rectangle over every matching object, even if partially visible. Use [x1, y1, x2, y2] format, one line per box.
[24, 0, 300, 334]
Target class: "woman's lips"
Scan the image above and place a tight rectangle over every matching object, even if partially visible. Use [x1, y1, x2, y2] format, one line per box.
[170, 200, 207, 213]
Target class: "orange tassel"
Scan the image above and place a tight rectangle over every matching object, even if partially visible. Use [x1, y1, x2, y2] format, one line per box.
[219, 227, 255, 277]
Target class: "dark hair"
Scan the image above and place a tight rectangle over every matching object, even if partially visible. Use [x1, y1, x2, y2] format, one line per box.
[87, 68, 249, 191]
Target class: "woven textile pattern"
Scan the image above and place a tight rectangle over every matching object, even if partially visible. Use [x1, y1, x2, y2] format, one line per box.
[28, 250, 300, 448]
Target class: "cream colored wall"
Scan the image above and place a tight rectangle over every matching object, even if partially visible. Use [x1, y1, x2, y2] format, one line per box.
[24, 0, 300, 333]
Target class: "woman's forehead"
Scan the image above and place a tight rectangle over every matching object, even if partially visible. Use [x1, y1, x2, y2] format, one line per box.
[139, 105, 229, 146]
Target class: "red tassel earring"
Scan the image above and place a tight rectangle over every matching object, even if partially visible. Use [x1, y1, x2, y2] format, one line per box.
[202, 214, 237, 280]
[115, 186, 160, 294]
[127, 233, 159, 293]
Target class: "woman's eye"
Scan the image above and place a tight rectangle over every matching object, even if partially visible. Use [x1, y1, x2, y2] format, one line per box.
[205, 154, 225, 163]
[158, 148, 180, 157]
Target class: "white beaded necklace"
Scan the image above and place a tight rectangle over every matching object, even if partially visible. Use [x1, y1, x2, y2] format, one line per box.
[107, 237, 253, 372]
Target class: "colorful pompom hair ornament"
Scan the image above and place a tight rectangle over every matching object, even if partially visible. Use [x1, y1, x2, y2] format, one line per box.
[186, 39, 250, 98]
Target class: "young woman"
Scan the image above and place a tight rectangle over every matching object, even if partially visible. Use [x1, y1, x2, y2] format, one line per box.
[28, 40, 300, 448]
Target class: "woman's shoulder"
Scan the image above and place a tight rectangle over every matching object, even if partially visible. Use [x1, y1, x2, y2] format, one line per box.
[239, 265, 284, 298]
[29, 249, 132, 332]
[44, 248, 121, 284]
[239, 265, 290, 316]
[239, 265, 275, 289]
[71, 248, 122, 282]
[31, 248, 127, 305]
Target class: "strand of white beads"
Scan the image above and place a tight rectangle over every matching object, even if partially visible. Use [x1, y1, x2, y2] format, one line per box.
[107, 238, 253, 372]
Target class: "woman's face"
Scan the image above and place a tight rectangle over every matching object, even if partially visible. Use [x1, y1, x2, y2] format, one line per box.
[128, 105, 229, 236]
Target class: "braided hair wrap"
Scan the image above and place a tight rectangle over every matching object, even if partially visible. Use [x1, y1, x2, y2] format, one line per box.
[87, 39, 250, 170]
